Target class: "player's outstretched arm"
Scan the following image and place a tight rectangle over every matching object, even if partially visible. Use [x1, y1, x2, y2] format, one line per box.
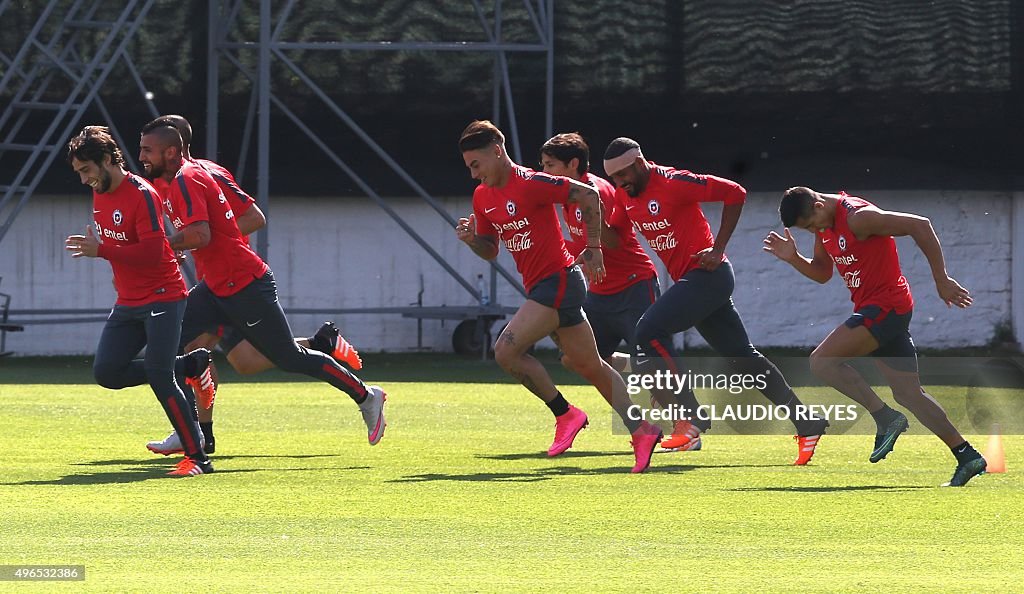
[847, 208, 972, 308]
[763, 228, 833, 283]
[456, 214, 499, 261]
[168, 221, 212, 251]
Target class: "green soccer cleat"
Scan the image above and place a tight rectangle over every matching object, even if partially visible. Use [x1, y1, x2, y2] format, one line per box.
[942, 456, 987, 487]
[870, 411, 909, 463]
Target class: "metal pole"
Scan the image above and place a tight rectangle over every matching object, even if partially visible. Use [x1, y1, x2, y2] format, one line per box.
[545, 0, 554, 138]
[256, 0, 270, 259]
[206, 0, 220, 159]
[491, 3, 501, 127]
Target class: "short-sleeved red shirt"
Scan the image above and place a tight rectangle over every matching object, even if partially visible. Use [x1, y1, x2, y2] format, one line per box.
[92, 173, 187, 306]
[161, 161, 268, 297]
[472, 164, 575, 292]
[563, 173, 656, 295]
[819, 194, 914, 314]
[612, 163, 745, 280]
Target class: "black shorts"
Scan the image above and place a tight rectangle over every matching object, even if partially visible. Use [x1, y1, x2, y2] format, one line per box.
[180, 281, 223, 352]
[216, 325, 245, 354]
[179, 280, 257, 354]
[585, 277, 660, 358]
[844, 305, 917, 372]
[526, 265, 587, 328]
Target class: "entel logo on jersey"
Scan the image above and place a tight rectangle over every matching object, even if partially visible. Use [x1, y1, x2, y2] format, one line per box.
[648, 200, 660, 215]
[833, 253, 858, 266]
[112, 209, 123, 226]
[637, 219, 671, 232]
[506, 200, 516, 216]
[98, 225, 127, 242]
[494, 217, 530, 232]
[838, 234, 847, 251]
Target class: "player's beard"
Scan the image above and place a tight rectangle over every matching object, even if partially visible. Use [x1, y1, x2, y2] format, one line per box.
[144, 160, 163, 180]
[625, 170, 648, 197]
[96, 168, 113, 194]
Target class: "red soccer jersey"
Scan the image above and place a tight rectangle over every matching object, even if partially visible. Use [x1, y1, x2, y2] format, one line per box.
[819, 194, 914, 314]
[192, 158, 254, 247]
[162, 161, 268, 297]
[563, 172, 657, 295]
[92, 173, 187, 306]
[611, 163, 745, 280]
[473, 164, 574, 291]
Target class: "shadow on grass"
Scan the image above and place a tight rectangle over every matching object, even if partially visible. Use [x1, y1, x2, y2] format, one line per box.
[5, 456, 370, 485]
[75, 454, 344, 466]
[390, 462, 787, 483]
[727, 485, 930, 493]
[475, 450, 629, 461]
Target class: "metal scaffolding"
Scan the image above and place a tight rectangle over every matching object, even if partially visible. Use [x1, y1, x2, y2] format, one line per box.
[0, 0, 160, 247]
[1, 1, 555, 355]
[206, 0, 556, 352]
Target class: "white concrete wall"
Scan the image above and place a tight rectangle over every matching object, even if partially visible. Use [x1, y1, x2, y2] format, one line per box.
[0, 190, 1013, 355]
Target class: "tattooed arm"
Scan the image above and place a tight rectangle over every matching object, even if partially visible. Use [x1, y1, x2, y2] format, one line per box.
[566, 179, 606, 283]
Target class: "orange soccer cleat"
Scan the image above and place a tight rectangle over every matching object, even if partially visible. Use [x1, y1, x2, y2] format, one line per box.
[793, 434, 822, 466]
[660, 419, 702, 452]
[167, 457, 214, 477]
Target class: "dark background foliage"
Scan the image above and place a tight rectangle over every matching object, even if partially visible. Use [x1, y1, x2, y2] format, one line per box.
[3, 0, 1021, 197]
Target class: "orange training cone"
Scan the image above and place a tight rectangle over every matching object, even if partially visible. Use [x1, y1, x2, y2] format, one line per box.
[984, 424, 1006, 473]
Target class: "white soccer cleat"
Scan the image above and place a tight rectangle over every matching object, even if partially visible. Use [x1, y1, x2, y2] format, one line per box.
[146, 430, 205, 456]
[358, 385, 387, 445]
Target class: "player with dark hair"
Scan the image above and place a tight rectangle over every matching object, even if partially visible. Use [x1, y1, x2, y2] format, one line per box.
[140, 115, 361, 456]
[456, 121, 663, 473]
[764, 186, 985, 486]
[137, 121, 387, 451]
[64, 125, 214, 477]
[603, 137, 828, 463]
[538, 132, 658, 376]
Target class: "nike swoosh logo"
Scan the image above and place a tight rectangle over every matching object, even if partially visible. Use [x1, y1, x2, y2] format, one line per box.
[625, 205, 637, 210]
[484, 207, 498, 213]
[246, 319, 262, 327]
[93, 210, 101, 214]
[150, 311, 166, 317]
[821, 238, 831, 243]
[957, 445, 968, 453]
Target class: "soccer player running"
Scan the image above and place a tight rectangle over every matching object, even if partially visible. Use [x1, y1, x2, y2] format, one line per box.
[764, 186, 986, 486]
[140, 115, 361, 456]
[604, 138, 828, 464]
[137, 121, 387, 451]
[538, 133, 659, 376]
[456, 121, 663, 473]
[64, 125, 215, 477]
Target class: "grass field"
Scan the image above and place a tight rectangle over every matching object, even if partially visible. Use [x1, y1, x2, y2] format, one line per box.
[1, 355, 1022, 592]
